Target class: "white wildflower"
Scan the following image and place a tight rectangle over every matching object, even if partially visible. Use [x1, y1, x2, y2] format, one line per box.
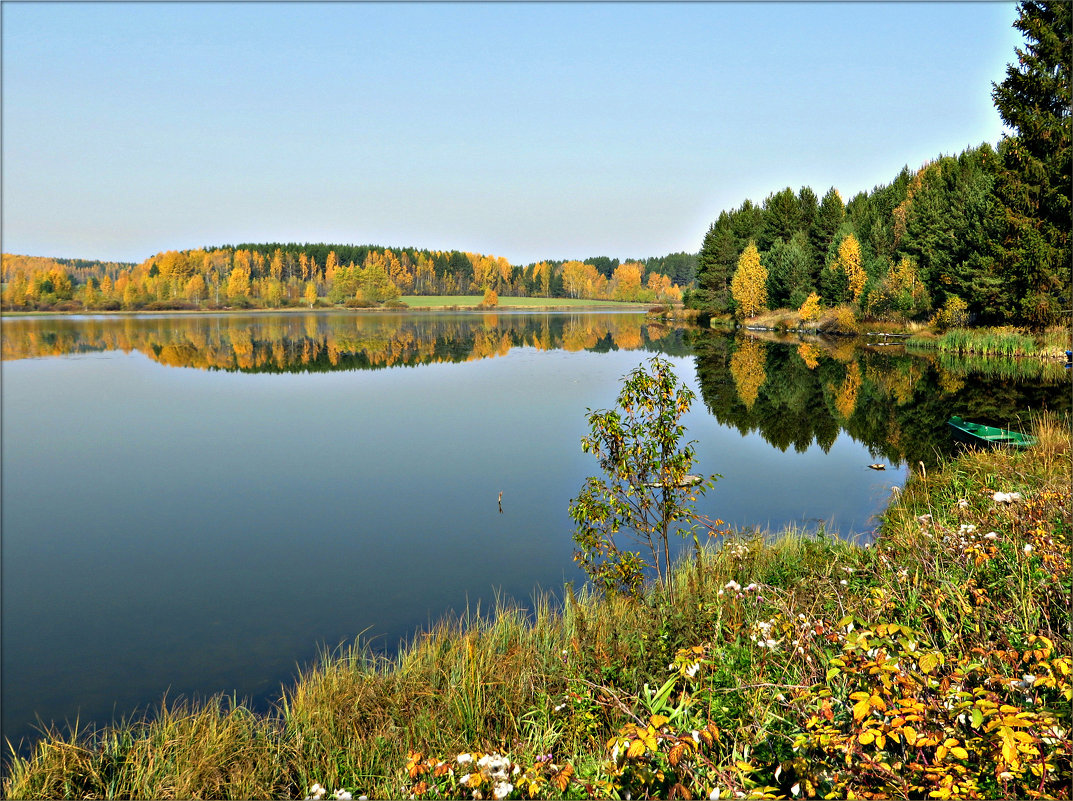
[745, 583, 758, 592]
[957, 498, 969, 509]
[457, 753, 473, 766]
[691, 729, 701, 744]
[791, 782, 801, 797]
[492, 782, 513, 800]
[709, 787, 722, 800]
[724, 580, 741, 592]
[765, 639, 778, 648]
[685, 662, 700, 678]
[334, 791, 352, 801]
[984, 531, 998, 540]
[840, 579, 848, 586]
[309, 784, 326, 801]
[459, 774, 473, 787]
[1024, 544, 1034, 555]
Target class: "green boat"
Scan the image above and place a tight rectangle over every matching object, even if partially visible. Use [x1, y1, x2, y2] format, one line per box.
[947, 416, 1037, 449]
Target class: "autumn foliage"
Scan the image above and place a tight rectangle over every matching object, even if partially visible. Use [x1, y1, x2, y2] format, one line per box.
[730, 241, 767, 318]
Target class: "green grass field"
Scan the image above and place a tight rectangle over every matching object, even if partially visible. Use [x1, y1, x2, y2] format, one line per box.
[399, 295, 646, 309]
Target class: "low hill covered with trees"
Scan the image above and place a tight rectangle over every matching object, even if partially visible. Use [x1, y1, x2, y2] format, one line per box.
[1, 244, 694, 312]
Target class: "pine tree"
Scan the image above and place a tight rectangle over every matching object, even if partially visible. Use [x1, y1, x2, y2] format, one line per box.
[991, 0, 1071, 326]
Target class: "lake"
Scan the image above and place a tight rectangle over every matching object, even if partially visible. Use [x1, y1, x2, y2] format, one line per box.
[2, 311, 1067, 751]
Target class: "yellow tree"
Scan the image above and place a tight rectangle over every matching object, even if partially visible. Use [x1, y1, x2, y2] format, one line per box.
[304, 281, 318, 308]
[184, 273, 206, 304]
[730, 242, 767, 318]
[227, 264, 251, 301]
[798, 291, 822, 323]
[612, 262, 644, 301]
[82, 281, 97, 309]
[562, 261, 592, 299]
[830, 234, 866, 302]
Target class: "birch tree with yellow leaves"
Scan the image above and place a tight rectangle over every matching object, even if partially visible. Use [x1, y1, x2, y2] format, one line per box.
[730, 242, 767, 318]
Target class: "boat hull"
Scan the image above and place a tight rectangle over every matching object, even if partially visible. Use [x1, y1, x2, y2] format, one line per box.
[947, 416, 1037, 449]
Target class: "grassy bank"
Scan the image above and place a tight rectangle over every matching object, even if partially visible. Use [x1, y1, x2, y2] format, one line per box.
[4, 415, 1069, 800]
[398, 296, 649, 310]
[907, 327, 1069, 360]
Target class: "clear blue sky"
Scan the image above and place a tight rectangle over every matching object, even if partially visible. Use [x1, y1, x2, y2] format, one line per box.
[2, 1, 1022, 266]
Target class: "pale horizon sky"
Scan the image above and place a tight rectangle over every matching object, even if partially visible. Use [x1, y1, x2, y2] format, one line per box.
[2, 1, 1023, 266]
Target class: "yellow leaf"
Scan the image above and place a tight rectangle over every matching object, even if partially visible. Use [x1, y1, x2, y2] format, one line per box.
[935, 745, 948, 762]
[849, 691, 870, 701]
[641, 729, 659, 751]
[552, 765, 574, 792]
[627, 739, 646, 759]
[669, 743, 686, 766]
[875, 733, 887, 750]
[1000, 727, 1019, 768]
[859, 730, 875, 745]
[650, 714, 670, 729]
[904, 726, 917, 746]
[950, 747, 969, 760]
[853, 699, 872, 722]
[919, 652, 940, 674]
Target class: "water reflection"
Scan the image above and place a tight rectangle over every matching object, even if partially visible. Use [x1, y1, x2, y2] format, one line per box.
[691, 331, 1070, 467]
[1, 312, 689, 371]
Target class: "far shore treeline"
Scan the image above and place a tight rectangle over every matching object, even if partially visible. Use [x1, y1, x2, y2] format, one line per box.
[0, 247, 695, 312]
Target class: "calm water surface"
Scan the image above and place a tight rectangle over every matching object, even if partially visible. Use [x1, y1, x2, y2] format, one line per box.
[2, 312, 1066, 750]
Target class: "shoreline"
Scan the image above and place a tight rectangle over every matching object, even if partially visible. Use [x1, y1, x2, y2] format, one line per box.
[0, 300, 656, 318]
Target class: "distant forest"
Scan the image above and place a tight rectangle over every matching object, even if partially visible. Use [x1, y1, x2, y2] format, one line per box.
[688, 0, 1069, 330]
[0, 245, 696, 312]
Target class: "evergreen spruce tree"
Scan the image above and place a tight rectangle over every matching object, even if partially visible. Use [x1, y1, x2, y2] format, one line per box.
[991, 0, 1071, 326]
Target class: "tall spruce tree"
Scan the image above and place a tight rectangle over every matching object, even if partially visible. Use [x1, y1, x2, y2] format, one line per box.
[991, 0, 1071, 326]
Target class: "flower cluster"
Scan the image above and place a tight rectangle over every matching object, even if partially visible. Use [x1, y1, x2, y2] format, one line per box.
[403, 750, 575, 799]
[305, 784, 357, 800]
[993, 490, 1023, 504]
[749, 617, 781, 650]
[716, 580, 761, 599]
[458, 753, 517, 800]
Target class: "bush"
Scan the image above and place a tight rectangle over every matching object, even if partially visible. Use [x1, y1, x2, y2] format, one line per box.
[798, 292, 822, 325]
[816, 304, 859, 335]
[932, 295, 970, 330]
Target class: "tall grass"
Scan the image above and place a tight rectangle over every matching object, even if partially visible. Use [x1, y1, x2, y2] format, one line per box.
[4, 414, 1069, 799]
[907, 326, 1041, 357]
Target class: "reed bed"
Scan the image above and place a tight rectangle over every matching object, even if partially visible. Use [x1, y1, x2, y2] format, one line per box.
[4, 413, 1069, 799]
[907, 327, 1043, 357]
